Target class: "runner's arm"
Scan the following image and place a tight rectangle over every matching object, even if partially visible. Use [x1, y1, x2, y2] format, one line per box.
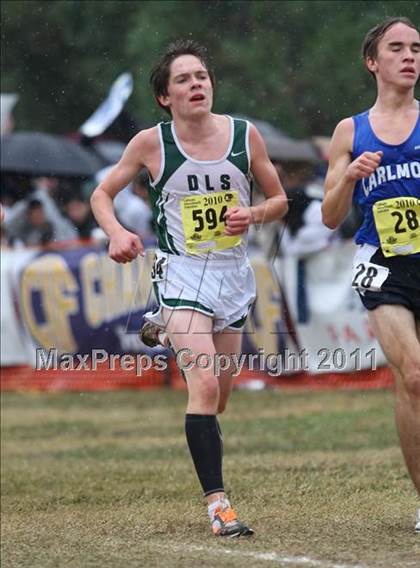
[249, 124, 288, 224]
[322, 119, 355, 229]
[322, 118, 382, 229]
[90, 128, 158, 262]
[90, 130, 151, 238]
[224, 124, 288, 235]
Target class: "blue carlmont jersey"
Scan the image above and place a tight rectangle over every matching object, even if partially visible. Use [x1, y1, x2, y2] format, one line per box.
[352, 107, 420, 249]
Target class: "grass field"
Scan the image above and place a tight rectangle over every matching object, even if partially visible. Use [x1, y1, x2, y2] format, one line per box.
[1, 388, 419, 568]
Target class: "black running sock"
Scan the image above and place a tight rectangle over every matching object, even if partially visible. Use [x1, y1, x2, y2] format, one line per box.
[185, 414, 224, 496]
[216, 416, 224, 458]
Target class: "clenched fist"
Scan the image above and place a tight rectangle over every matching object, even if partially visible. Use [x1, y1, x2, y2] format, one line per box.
[346, 151, 383, 181]
[109, 228, 144, 263]
[224, 206, 253, 236]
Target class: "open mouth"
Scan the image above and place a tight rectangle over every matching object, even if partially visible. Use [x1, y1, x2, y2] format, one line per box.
[400, 67, 416, 75]
[190, 94, 205, 102]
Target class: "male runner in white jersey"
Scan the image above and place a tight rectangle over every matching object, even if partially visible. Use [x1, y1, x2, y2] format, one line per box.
[322, 18, 420, 532]
[91, 40, 288, 537]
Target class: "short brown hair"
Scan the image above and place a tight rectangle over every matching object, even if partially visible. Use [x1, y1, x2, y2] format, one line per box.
[362, 17, 418, 62]
[149, 39, 215, 115]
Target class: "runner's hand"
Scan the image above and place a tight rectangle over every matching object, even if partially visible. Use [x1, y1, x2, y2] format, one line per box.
[108, 228, 144, 263]
[224, 206, 252, 236]
[346, 151, 383, 181]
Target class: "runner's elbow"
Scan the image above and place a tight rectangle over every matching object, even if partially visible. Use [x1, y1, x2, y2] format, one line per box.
[90, 186, 108, 208]
[322, 217, 339, 230]
[321, 204, 340, 229]
[276, 198, 288, 219]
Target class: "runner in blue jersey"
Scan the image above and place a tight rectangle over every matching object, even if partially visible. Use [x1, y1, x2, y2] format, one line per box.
[322, 17, 420, 532]
[90, 40, 288, 537]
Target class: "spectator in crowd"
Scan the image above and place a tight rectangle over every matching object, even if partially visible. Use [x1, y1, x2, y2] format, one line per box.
[2, 176, 78, 243]
[276, 160, 336, 257]
[7, 199, 53, 247]
[63, 197, 98, 239]
[1, 175, 33, 206]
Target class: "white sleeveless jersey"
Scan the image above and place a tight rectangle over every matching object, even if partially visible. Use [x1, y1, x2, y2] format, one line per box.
[148, 116, 252, 260]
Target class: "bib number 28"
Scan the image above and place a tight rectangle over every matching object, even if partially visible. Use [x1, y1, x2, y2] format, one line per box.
[351, 261, 389, 292]
[391, 208, 419, 233]
[373, 197, 420, 256]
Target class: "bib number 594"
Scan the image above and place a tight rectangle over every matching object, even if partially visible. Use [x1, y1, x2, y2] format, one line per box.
[192, 206, 228, 232]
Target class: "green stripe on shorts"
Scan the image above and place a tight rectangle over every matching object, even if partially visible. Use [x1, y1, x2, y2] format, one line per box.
[161, 296, 214, 315]
[228, 314, 248, 328]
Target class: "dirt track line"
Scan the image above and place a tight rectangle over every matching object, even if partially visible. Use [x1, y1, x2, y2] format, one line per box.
[159, 543, 366, 568]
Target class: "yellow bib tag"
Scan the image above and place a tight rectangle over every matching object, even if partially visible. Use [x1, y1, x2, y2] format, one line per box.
[180, 190, 241, 254]
[373, 197, 420, 257]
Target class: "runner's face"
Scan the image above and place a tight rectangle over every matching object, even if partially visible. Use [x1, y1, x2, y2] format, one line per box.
[367, 23, 420, 89]
[159, 55, 213, 118]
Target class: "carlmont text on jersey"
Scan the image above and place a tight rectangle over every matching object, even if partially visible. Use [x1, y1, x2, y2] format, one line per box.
[362, 160, 420, 195]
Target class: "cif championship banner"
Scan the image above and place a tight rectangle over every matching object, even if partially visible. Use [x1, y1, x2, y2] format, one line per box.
[1, 241, 385, 372]
[2, 245, 157, 366]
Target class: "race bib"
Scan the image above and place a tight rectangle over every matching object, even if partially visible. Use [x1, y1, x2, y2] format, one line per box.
[373, 197, 420, 257]
[180, 190, 241, 254]
[351, 261, 389, 293]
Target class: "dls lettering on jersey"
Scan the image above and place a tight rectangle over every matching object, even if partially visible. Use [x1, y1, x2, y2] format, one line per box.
[362, 161, 420, 196]
[187, 174, 231, 191]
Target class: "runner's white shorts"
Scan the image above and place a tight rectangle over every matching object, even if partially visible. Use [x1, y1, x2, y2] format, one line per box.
[144, 251, 256, 333]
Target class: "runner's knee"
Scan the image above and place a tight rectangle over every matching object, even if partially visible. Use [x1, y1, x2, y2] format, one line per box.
[192, 371, 220, 405]
[400, 356, 420, 400]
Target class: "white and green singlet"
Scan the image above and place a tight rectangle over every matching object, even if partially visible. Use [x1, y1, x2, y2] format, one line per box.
[148, 116, 252, 260]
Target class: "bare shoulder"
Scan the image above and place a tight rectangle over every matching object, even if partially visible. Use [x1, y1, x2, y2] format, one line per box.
[248, 121, 261, 139]
[248, 122, 267, 156]
[127, 126, 160, 155]
[119, 126, 161, 171]
[324, 118, 355, 189]
[330, 117, 354, 153]
[334, 117, 354, 135]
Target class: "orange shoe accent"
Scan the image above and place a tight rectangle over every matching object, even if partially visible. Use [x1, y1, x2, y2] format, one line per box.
[216, 508, 237, 524]
[210, 498, 254, 537]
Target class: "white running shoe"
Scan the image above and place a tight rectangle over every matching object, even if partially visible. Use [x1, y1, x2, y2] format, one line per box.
[415, 508, 420, 533]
